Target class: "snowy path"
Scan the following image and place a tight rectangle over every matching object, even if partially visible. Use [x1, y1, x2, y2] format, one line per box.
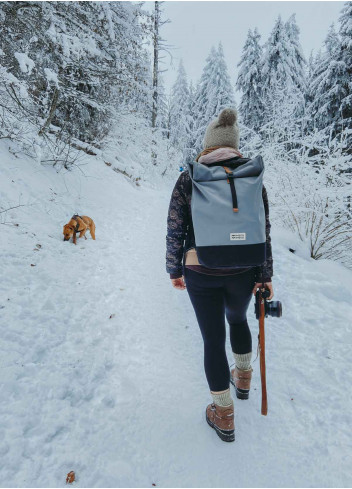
[1, 149, 352, 487]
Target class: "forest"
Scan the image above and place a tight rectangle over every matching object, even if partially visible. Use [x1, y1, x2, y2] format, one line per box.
[1, 1, 351, 267]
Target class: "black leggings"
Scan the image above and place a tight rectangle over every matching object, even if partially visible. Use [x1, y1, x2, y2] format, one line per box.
[184, 267, 256, 392]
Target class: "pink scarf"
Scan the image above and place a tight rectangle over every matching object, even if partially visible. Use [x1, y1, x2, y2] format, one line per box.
[198, 147, 243, 165]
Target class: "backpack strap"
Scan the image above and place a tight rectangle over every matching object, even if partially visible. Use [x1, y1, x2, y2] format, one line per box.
[223, 166, 238, 212]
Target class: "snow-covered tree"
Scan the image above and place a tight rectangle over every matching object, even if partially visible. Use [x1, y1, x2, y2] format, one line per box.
[0, 1, 151, 147]
[205, 42, 236, 120]
[155, 73, 170, 137]
[307, 50, 317, 83]
[338, 1, 352, 150]
[308, 23, 346, 143]
[169, 59, 191, 152]
[260, 15, 306, 146]
[303, 49, 320, 135]
[188, 43, 236, 161]
[236, 27, 264, 131]
[284, 14, 307, 92]
[261, 16, 295, 94]
[306, 49, 322, 104]
[150, 0, 174, 164]
[183, 80, 197, 163]
[306, 3, 352, 153]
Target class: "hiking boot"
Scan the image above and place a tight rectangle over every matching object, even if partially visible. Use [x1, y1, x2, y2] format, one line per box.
[205, 402, 235, 442]
[230, 366, 253, 400]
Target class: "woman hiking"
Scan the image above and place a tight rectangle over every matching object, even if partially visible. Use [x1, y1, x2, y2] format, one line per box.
[165, 108, 274, 443]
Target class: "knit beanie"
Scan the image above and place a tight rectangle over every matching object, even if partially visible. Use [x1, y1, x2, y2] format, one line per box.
[203, 108, 239, 150]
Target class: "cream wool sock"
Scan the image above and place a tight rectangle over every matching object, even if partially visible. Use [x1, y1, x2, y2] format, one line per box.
[210, 388, 233, 407]
[233, 351, 252, 371]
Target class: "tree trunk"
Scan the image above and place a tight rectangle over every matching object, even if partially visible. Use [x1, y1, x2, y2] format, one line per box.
[151, 1, 159, 165]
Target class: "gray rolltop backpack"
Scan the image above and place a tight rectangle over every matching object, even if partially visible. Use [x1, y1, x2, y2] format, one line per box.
[187, 154, 266, 268]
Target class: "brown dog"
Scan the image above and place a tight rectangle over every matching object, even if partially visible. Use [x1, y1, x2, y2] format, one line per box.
[63, 214, 96, 245]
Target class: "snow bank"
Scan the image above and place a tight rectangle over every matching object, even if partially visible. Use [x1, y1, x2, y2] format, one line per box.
[14, 52, 35, 74]
[44, 68, 59, 87]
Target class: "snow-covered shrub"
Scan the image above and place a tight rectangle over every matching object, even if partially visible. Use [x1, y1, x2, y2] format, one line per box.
[256, 134, 352, 268]
[101, 109, 181, 185]
[270, 162, 350, 264]
[0, 66, 84, 169]
[0, 67, 39, 150]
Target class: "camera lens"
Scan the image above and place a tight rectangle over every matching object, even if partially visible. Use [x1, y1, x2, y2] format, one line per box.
[266, 300, 282, 318]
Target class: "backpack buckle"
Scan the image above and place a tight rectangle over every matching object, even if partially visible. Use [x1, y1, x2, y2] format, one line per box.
[223, 166, 238, 212]
[223, 166, 234, 183]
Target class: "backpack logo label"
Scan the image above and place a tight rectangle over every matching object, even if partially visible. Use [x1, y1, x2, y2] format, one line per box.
[230, 233, 246, 241]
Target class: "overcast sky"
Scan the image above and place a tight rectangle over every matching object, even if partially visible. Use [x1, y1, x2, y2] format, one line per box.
[143, 1, 344, 103]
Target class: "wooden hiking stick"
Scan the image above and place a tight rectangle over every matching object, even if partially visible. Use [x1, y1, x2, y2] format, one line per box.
[258, 287, 268, 416]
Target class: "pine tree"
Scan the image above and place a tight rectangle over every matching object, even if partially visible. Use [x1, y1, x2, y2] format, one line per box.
[308, 23, 346, 141]
[236, 27, 264, 131]
[261, 15, 306, 145]
[155, 73, 169, 137]
[190, 43, 236, 160]
[261, 16, 296, 93]
[187, 46, 217, 161]
[305, 49, 319, 108]
[169, 59, 191, 152]
[338, 1, 352, 149]
[304, 49, 323, 134]
[307, 50, 316, 82]
[184, 80, 196, 163]
[206, 42, 235, 118]
[284, 14, 307, 92]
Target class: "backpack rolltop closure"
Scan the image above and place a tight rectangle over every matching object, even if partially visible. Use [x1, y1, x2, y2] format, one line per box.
[187, 155, 266, 269]
[221, 158, 247, 212]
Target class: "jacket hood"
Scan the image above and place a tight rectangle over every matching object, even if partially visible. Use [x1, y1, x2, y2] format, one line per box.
[198, 147, 243, 165]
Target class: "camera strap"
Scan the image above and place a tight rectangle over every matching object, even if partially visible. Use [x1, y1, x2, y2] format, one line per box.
[258, 288, 268, 416]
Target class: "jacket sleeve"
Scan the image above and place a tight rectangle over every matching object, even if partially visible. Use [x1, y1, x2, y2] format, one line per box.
[166, 172, 190, 279]
[255, 184, 273, 283]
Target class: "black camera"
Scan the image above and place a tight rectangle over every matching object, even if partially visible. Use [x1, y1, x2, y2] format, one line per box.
[254, 289, 282, 319]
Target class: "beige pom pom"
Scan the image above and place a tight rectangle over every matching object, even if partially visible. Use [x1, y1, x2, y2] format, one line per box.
[218, 108, 237, 127]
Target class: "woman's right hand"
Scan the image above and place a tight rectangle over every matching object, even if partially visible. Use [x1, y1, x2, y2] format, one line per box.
[252, 281, 274, 300]
[171, 276, 186, 290]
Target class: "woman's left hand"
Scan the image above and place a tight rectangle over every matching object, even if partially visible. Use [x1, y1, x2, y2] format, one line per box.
[171, 276, 187, 290]
[252, 282, 274, 300]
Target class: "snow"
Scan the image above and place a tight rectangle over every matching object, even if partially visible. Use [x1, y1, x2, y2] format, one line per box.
[46, 22, 57, 39]
[1, 141, 352, 487]
[102, 3, 116, 42]
[14, 52, 35, 74]
[44, 68, 59, 87]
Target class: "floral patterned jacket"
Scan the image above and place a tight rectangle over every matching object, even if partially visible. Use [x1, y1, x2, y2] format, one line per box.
[166, 170, 273, 282]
